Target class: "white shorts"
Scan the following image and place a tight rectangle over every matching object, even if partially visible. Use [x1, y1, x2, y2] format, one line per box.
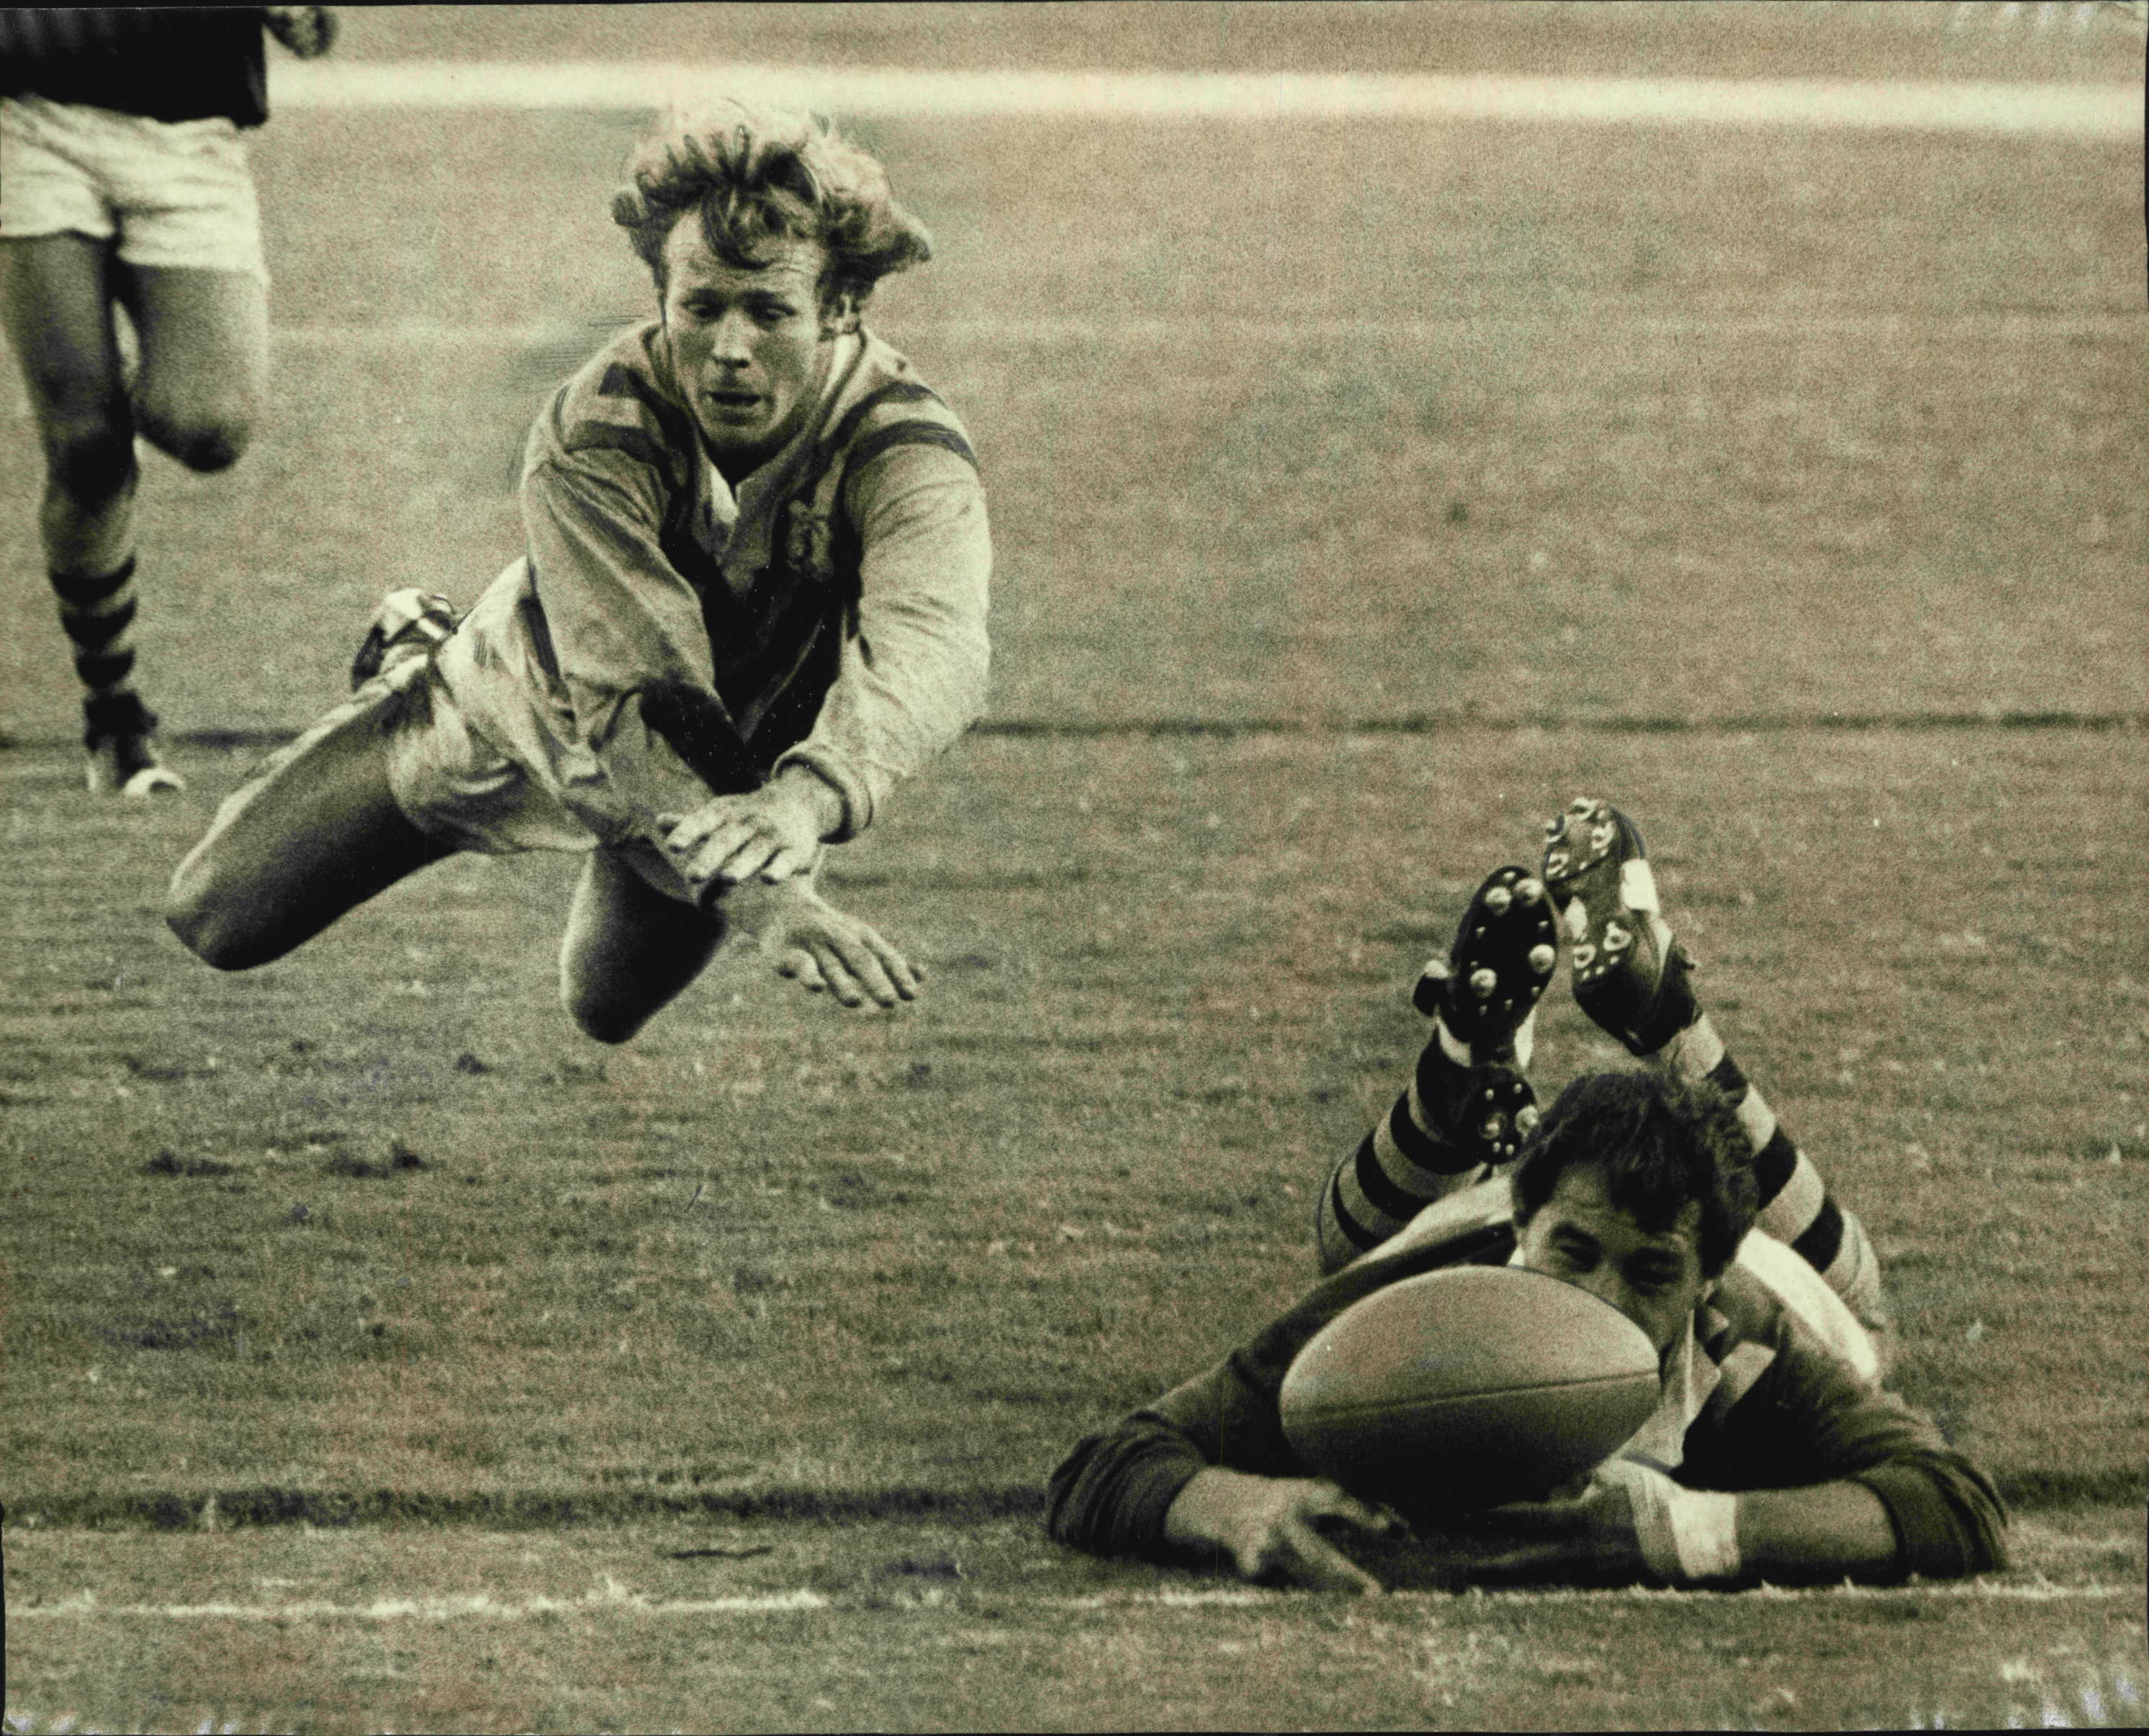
[379, 659, 600, 859]
[0, 94, 266, 280]
[382, 663, 711, 905]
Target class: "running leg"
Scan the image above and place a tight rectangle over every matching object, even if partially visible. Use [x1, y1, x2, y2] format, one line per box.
[116, 259, 263, 473]
[0, 232, 182, 792]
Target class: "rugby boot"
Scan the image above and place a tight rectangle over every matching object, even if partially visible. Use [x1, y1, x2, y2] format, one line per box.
[1540, 797, 1698, 1056]
[1411, 864, 1560, 1162]
[83, 692, 184, 796]
[351, 589, 461, 690]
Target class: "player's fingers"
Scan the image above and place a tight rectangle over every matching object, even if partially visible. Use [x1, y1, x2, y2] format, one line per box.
[778, 946, 827, 993]
[860, 929, 922, 1001]
[660, 808, 734, 854]
[822, 928, 903, 1008]
[1274, 1516, 1384, 1596]
[1305, 1487, 1406, 1541]
[697, 832, 781, 889]
[755, 841, 816, 885]
[806, 941, 868, 1008]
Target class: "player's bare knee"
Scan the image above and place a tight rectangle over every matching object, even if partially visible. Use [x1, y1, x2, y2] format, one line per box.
[165, 891, 233, 967]
[138, 402, 251, 472]
[564, 992, 649, 1046]
[45, 415, 137, 501]
[165, 858, 256, 970]
[559, 967, 652, 1044]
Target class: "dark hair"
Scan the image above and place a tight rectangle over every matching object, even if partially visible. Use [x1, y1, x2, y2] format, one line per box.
[611, 97, 934, 317]
[1508, 1070, 1758, 1278]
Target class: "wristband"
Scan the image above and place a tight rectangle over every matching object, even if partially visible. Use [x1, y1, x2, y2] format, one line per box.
[1598, 1459, 1743, 1584]
[1666, 1488, 1742, 1582]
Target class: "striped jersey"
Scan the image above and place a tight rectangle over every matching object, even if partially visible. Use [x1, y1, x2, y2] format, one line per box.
[0, 9, 269, 127]
[448, 319, 989, 849]
[1048, 1180, 2008, 1581]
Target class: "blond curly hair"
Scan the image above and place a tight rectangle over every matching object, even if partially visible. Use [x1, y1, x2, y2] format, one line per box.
[613, 96, 934, 317]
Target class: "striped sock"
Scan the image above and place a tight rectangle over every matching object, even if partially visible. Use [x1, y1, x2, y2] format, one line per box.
[1654, 1016, 1884, 1323]
[1315, 1014, 1526, 1274]
[53, 558, 150, 740]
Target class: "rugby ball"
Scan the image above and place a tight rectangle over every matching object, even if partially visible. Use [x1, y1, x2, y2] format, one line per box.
[1279, 1265, 1659, 1514]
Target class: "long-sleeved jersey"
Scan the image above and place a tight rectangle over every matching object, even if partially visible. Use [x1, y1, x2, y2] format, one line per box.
[442, 319, 990, 851]
[0, 9, 270, 127]
[1049, 1182, 2008, 1582]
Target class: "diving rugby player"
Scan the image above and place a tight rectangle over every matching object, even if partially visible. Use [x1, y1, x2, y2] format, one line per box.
[168, 99, 989, 1035]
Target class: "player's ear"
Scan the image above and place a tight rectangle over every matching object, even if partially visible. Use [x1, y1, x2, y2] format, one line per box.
[820, 289, 861, 339]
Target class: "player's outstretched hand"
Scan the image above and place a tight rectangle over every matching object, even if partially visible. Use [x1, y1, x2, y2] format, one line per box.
[264, 6, 338, 58]
[1460, 1470, 1652, 1587]
[659, 768, 841, 898]
[1164, 1468, 1403, 1596]
[760, 885, 923, 1011]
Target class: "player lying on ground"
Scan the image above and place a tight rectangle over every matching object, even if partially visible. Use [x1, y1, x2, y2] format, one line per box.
[0, 6, 336, 795]
[1323, 797, 1886, 1332]
[167, 98, 990, 1036]
[1048, 800, 2006, 1593]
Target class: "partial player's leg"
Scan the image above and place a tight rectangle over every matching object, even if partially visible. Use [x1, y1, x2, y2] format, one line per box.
[561, 845, 929, 1042]
[559, 848, 729, 1044]
[0, 232, 134, 569]
[115, 260, 263, 474]
[0, 232, 181, 793]
[1317, 866, 1560, 1274]
[1541, 797, 1885, 1325]
[166, 675, 456, 969]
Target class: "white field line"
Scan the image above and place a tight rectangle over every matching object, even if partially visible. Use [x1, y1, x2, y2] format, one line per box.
[11, 1583, 832, 1622]
[10, 1579, 2137, 1622]
[267, 60, 2143, 137]
[269, 314, 2146, 349]
[1055, 1579, 2145, 1609]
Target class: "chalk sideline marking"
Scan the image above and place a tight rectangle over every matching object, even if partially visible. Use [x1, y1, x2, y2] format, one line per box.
[268, 61, 2141, 136]
[1055, 1579, 2142, 1608]
[10, 1579, 2136, 1622]
[261, 313, 2146, 350]
[11, 1583, 831, 1622]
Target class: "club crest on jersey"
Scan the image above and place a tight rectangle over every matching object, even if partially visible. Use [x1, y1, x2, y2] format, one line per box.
[779, 497, 837, 589]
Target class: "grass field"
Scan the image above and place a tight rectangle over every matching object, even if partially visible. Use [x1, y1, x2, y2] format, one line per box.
[4, 4, 2145, 1731]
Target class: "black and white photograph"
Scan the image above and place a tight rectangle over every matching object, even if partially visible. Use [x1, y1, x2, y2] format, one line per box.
[2, 4, 2143, 1730]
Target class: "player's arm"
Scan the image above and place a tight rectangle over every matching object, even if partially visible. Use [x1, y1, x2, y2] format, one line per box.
[1471, 1317, 2007, 1587]
[1734, 1481, 1898, 1577]
[1464, 1460, 1898, 1588]
[1702, 1310, 2010, 1581]
[659, 445, 988, 887]
[1049, 1247, 1462, 1590]
[770, 442, 992, 840]
[1046, 1367, 1395, 1593]
[519, 454, 763, 813]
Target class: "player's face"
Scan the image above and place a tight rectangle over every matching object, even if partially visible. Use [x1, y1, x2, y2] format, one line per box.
[659, 227, 834, 474]
[1514, 1167, 1711, 1364]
